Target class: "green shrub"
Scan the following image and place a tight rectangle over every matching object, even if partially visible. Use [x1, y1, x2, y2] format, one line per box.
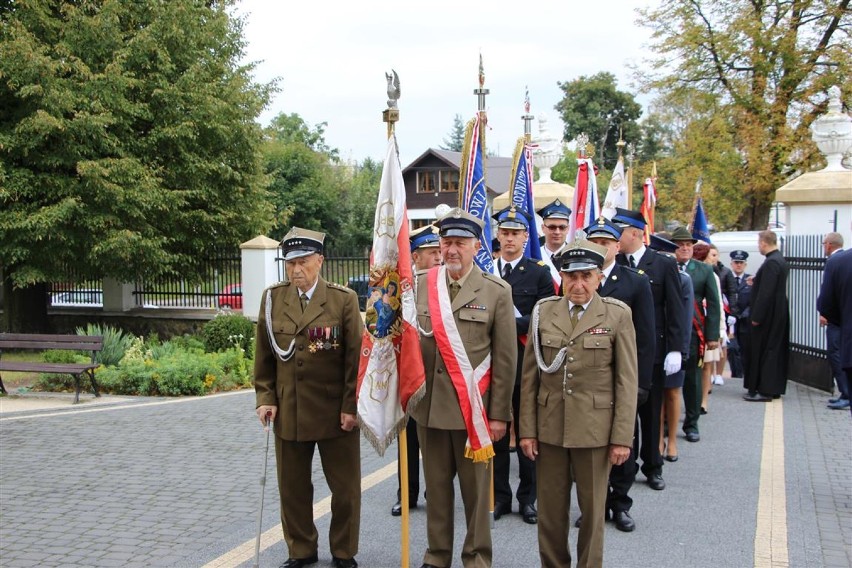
[75, 323, 135, 366]
[201, 314, 255, 352]
[33, 373, 77, 392]
[43, 350, 88, 364]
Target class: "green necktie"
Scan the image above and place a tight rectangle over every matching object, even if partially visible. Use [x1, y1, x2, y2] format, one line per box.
[449, 282, 460, 302]
[570, 304, 583, 327]
[300, 293, 308, 312]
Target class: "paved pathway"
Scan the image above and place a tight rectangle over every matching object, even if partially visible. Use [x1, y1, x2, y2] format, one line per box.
[0, 379, 849, 567]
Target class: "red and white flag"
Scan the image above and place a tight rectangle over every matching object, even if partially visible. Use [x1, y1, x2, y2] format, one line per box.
[568, 157, 601, 242]
[356, 135, 426, 456]
[640, 162, 658, 244]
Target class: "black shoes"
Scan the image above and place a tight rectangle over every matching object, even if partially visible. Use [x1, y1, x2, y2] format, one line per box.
[685, 431, 700, 443]
[612, 510, 636, 532]
[280, 555, 318, 568]
[493, 501, 511, 520]
[700, 406, 708, 415]
[574, 509, 611, 528]
[391, 499, 418, 516]
[647, 473, 666, 491]
[332, 558, 358, 568]
[743, 392, 772, 402]
[663, 454, 679, 462]
[521, 503, 538, 524]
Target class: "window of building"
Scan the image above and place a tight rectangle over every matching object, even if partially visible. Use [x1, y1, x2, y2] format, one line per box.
[417, 171, 439, 194]
[440, 170, 459, 193]
[417, 170, 459, 194]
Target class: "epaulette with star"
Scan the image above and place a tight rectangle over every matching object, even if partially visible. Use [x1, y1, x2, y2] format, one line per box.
[601, 296, 629, 311]
[327, 282, 352, 293]
[624, 266, 646, 276]
[536, 260, 547, 266]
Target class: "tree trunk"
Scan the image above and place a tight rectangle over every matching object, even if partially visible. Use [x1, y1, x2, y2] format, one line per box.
[1, 276, 50, 333]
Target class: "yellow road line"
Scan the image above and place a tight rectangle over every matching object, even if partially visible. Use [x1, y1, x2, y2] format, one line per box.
[754, 400, 789, 568]
[202, 461, 398, 568]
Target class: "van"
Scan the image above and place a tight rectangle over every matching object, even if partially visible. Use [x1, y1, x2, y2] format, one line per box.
[708, 230, 786, 273]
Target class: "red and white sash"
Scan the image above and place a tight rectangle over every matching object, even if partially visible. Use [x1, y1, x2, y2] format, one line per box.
[427, 266, 494, 462]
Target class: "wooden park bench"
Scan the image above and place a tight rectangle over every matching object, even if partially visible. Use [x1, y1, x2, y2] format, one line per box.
[0, 333, 104, 404]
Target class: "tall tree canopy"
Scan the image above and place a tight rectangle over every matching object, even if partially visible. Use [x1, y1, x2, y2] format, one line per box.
[440, 114, 465, 152]
[637, 0, 851, 229]
[0, 0, 274, 330]
[554, 72, 643, 170]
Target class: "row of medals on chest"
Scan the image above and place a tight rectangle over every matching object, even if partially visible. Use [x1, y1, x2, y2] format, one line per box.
[306, 326, 341, 353]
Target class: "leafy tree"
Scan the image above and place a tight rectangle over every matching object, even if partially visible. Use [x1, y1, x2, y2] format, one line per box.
[267, 112, 339, 161]
[554, 72, 643, 170]
[336, 157, 381, 252]
[0, 0, 275, 331]
[637, 0, 852, 229]
[440, 114, 465, 152]
[549, 147, 580, 187]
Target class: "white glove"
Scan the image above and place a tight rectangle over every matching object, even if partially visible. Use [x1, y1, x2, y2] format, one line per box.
[663, 351, 682, 376]
[726, 315, 737, 328]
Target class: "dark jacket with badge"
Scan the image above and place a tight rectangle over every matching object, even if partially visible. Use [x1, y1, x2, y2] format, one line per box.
[499, 256, 555, 382]
[616, 249, 686, 367]
[600, 264, 655, 391]
[412, 267, 517, 430]
[519, 294, 638, 448]
[254, 278, 364, 441]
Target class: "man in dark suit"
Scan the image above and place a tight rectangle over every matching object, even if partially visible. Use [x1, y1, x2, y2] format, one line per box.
[819, 233, 848, 410]
[537, 199, 572, 290]
[728, 250, 752, 380]
[519, 240, 637, 568]
[491, 205, 554, 525]
[744, 230, 789, 401]
[817, 247, 852, 417]
[255, 227, 364, 568]
[612, 208, 686, 490]
[583, 217, 654, 532]
[412, 208, 517, 568]
[671, 226, 721, 439]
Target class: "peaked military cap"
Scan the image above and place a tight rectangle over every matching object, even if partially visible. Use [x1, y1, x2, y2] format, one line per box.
[493, 204, 531, 230]
[409, 224, 440, 252]
[537, 199, 572, 220]
[436, 207, 484, 239]
[555, 239, 607, 273]
[611, 207, 647, 230]
[649, 234, 678, 253]
[583, 216, 622, 241]
[670, 226, 697, 243]
[730, 250, 749, 261]
[281, 227, 325, 261]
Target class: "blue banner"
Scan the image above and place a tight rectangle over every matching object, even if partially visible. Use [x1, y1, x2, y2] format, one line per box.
[510, 143, 542, 260]
[461, 114, 494, 273]
[692, 197, 712, 243]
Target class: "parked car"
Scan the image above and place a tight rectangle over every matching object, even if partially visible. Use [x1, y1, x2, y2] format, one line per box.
[346, 275, 369, 311]
[217, 283, 242, 309]
[51, 289, 103, 307]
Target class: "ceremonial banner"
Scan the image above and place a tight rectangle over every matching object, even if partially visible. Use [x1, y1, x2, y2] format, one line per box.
[601, 155, 627, 220]
[640, 169, 657, 245]
[508, 137, 542, 260]
[459, 113, 494, 273]
[691, 196, 712, 243]
[568, 157, 601, 242]
[356, 135, 426, 456]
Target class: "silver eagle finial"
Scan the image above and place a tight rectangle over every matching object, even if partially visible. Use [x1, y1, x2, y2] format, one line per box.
[385, 69, 400, 109]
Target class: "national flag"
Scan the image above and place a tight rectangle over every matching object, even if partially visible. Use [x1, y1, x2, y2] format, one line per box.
[691, 196, 712, 243]
[601, 155, 627, 220]
[567, 157, 601, 242]
[459, 113, 494, 273]
[508, 136, 541, 260]
[640, 165, 657, 244]
[356, 135, 426, 456]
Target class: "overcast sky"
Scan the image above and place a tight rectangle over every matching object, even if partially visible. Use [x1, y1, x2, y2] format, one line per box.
[234, 0, 657, 166]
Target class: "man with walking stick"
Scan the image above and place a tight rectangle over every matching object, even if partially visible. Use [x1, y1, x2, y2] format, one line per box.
[254, 227, 364, 568]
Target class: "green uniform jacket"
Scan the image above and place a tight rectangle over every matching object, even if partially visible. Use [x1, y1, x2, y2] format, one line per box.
[519, 294, 638, 448]
[254, 278, 364, 441]
[685, 259, 721, 343]
[411, 267, 517, 430]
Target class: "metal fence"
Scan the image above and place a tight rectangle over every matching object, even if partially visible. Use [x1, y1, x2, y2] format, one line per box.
[785, 234, 831, 391]
[133, 248, 242, 309]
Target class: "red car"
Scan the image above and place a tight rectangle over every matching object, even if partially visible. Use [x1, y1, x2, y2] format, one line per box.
[217, 283, 242, 310]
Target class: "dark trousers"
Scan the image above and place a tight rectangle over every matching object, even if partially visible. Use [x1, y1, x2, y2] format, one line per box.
[728, 336, 744, 378]
[682, 340, 701, 434]
[737, 320, 751, 387]
[827, 324, 849, 399]
[396, 418, 421, 501]
[494, 384, 536, 506]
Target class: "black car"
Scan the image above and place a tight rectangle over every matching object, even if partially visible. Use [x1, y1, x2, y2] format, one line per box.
[346, 275, 369, 311]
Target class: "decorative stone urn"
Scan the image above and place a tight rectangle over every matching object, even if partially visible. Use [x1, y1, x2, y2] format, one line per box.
[810, 85, 852, 172]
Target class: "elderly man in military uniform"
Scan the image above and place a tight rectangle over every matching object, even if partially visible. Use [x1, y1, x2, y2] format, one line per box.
[537, 199, 572, 289]
[412, 208, 517, 568]
[254, 227, 364, 568]
[519, 240, 637, 568]
[573, 217, 654, 533]
[390, 224, 442, 517]
[490, 205, 554, 525]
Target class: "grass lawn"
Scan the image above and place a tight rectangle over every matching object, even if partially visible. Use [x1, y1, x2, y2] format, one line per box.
[0, 351, 47, 392]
